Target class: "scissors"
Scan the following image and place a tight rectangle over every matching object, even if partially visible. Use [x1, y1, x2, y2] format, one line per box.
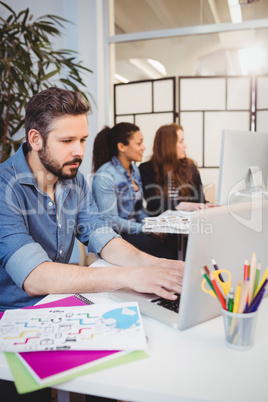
[201, 269, 232, 298]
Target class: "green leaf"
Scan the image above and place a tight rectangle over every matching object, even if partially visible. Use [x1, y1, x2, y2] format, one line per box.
[41, 70, 59, 80]
[0, 2, 15, 16]
[0, 1, 93, 156]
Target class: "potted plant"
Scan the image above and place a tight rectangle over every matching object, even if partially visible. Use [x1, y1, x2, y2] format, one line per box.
[0, 1, 92, 162]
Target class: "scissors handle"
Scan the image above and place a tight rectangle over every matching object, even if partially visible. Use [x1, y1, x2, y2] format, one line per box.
[212, 269, 231, 283]
[202, 269, 231, 297]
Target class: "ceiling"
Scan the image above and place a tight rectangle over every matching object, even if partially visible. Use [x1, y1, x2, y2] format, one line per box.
[112, 0, 268, 82]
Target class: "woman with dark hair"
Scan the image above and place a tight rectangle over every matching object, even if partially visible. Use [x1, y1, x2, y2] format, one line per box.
[92, 122, 177, 259]
[139, 123, 217, 216]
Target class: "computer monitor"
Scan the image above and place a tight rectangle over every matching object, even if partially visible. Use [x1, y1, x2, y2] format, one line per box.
[217, 129, 268, 205]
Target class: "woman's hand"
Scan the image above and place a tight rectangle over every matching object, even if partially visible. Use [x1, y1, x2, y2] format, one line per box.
[175, 202, 220, 211]
[149, 232, 167, 241]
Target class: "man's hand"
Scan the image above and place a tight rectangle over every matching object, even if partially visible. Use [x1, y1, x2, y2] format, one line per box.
[24, 238, 185, 300]
[100, 237, 184, 300]
[125, 259, 184, 300]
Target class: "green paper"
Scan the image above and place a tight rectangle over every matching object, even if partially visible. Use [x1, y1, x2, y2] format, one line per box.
[5, 351, 148, 394]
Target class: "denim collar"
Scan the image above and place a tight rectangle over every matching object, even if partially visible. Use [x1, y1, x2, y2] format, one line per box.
[11, 142, 72, 191]
[111, 156, 134, 175]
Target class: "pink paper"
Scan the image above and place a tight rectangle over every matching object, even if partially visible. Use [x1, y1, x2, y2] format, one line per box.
[21, 349, 117, 379]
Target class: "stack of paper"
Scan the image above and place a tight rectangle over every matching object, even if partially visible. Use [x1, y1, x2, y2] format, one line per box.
[143, 212, 192, 233]
[0, 296, 148, 394]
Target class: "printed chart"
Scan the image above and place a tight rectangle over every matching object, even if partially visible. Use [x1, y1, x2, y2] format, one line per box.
[0, 303, 147, 352]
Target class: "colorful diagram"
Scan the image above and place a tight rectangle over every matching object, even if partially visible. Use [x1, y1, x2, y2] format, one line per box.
[0, 303, 147, 352]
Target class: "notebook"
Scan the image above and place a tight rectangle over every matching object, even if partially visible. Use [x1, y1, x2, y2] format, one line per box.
[2, 294, 147, 394]
[109, 200, 268, 330]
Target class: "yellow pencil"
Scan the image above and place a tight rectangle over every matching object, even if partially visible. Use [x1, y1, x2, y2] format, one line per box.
[254, 267, 268, 298]
[230, 281, 242, 336]
[233, 281, 242, 314]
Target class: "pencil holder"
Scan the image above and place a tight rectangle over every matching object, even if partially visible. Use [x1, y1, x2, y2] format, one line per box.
[221, 309, 258, 350]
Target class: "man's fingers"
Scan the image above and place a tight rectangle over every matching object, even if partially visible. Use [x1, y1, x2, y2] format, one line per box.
[152, 286, 182, 300]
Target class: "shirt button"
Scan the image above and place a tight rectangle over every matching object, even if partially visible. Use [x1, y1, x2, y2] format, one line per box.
[48, 202, 53, 206]
[59, 250, 63, 255]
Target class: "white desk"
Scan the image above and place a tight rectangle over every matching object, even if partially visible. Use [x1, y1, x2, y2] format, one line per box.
[1, 292, 268, 402]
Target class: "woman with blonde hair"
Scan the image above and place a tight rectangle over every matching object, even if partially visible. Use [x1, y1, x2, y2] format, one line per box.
[139, 123, 216, 216]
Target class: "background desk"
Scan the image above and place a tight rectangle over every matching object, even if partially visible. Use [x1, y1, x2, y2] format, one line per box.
[143, 210, 193, 260]
[1, 292, 268, 402]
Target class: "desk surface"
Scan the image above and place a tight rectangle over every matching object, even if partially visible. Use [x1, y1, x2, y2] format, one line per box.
[1, 292, 268, 402]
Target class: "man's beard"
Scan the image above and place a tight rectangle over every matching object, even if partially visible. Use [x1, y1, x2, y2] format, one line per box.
[38, 146, 82, 180]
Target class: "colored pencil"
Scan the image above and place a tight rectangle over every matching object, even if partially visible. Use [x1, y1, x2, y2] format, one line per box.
[253, 261, 261, 296]
[230, 282, 242, 335]
[254, 267, 268, 298]
[227, 288, 234, 312]
[233, 281, 242, 314]
[247, 280, 267, 313]
[238, 279, 250, 313]
[203, 265, 211, 277]
[209, 273, 226, 309]
[248, 252, 257, 305]
[244, 258, 249, 281]
[200, 267, 216, 296]
[211, 257, 224, 282]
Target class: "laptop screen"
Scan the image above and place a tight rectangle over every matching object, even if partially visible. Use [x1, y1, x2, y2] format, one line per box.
[178, 200, 268, 329]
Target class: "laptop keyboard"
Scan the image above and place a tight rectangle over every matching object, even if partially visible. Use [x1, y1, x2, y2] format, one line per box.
[150, 293, 181, 313]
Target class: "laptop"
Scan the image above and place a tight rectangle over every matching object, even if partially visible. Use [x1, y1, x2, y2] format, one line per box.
[109, 200, 268, 330]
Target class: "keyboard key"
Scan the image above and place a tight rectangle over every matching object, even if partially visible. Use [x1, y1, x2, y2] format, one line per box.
[150, 293, 181, 313]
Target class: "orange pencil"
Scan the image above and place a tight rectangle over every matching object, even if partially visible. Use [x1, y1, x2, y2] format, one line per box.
[209, 273, 226, 310]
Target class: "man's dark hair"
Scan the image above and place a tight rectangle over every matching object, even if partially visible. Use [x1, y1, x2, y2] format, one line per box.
[25, 87, 91, 150]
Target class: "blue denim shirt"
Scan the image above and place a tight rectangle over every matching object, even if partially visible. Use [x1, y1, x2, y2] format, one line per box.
[92, 157, 147, 234]
[0, 143, 118, 311]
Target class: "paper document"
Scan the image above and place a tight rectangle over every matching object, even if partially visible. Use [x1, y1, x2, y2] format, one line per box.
[143, 210, 192, 233]
[0, 302, 147, 352]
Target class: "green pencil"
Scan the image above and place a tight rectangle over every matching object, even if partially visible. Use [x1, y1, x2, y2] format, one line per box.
[253, 261, 261, 295]
[227, 288, 234, 312]
[200, 266, 217, 296]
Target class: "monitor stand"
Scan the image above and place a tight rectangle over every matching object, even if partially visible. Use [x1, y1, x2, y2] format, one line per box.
[229, 166, 268, 204]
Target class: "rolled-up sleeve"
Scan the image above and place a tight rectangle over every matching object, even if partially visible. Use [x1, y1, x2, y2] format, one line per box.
[6, 243, 52, 289]
[0, 183, 52, 288]
[88, 226, 120, 255]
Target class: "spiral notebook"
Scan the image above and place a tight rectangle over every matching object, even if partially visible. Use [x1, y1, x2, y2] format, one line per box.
[3, 294, 147, 393]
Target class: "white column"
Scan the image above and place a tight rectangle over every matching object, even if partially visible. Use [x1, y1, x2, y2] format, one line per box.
[78, 0, 112, 179]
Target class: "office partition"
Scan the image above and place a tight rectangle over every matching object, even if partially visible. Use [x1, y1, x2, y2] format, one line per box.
[114, 77, 176, 161]
[114, 75, 266, 199]
[255, 75, 268, 132]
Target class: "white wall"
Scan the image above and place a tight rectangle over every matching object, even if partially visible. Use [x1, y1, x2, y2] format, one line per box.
[3, 0, 108, 178]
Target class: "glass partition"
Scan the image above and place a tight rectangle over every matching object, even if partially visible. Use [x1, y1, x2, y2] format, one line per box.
[113, 27, 268, 82]
[113, 0, 268, 33]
